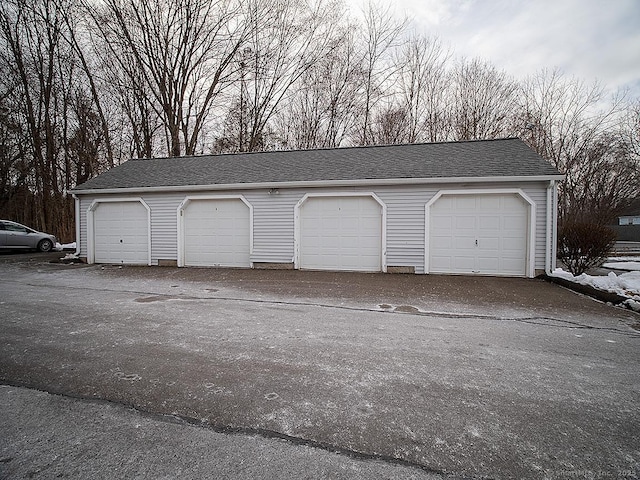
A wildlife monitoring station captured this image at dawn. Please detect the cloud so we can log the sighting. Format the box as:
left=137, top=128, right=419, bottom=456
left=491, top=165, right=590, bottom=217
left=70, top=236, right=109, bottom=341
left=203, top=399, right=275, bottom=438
left=391, top=0, right=640, bottom=95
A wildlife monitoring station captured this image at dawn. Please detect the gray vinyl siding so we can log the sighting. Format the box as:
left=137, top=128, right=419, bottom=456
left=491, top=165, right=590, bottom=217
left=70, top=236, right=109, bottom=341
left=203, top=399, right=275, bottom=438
left=75, top=181, right=552, bottom=274
left=245, top=190, right=297, bottom=263
left=380, top=188, right=435, bottom=272
left=145, top=194, right=182, bottom=262
left=526, top=185, right=549, bottom=272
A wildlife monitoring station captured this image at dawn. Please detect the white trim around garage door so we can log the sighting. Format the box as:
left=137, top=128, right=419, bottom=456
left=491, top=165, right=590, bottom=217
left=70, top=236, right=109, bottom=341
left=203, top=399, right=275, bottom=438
left=86, top=197, right=152, bottom=265
left=176, top=194, right=254, bottom=268
left=424, top=189, right=536, bottom=278
left=294, top=192, right=387, bottom=272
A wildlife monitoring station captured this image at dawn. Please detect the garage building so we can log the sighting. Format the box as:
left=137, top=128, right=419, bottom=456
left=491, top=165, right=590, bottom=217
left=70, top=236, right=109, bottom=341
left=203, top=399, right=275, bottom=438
left=70, top=138, right=563, bottom=277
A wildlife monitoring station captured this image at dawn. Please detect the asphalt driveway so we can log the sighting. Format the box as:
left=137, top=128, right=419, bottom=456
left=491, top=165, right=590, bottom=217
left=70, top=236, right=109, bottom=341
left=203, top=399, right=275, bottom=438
left=1, top=253, right=639, bottom=479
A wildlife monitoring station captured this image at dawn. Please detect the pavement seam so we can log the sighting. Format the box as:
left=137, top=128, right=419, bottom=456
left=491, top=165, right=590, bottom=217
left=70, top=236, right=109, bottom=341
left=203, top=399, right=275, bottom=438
left=0, top=382, right=488, bottom=480
left=5, top=279, right=640, bottom=338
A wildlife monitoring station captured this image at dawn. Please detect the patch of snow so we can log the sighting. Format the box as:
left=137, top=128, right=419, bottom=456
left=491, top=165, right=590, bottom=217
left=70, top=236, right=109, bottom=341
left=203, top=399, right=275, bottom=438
left=602, top=262, right=640, bottom=272
left=550, top=269, right=640, bottom=306
left=54, top=242, right=76, bottom=251
left=625, top=299, right=640, bottom=312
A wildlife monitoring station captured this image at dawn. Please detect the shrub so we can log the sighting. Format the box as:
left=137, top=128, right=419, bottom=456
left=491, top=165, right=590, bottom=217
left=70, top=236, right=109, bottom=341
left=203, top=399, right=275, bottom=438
left=558, top=222, right=616, bottom=275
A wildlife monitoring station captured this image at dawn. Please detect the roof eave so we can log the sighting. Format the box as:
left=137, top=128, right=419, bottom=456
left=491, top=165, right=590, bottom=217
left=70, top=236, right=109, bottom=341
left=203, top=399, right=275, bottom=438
left=69, top=174, right=565, bottom=195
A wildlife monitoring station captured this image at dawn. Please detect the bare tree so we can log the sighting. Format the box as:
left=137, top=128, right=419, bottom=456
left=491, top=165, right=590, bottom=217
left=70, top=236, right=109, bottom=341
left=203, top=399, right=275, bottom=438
left=273, top=22, right=363, bottom=150
left=620, top=98, right=640, bottom=160
left=516, top=69, right=630, bottom=223
left=449, top=58, right=518, bottom=141
left=66, top=90, right=105, bottom=185
left=233, top=0, right=341, bottom=152
left=392, top=34, right=451, bottom=143
left=0, top=0, right=117, bottom=240
left=354, top=1, right=405, bottom=145
left=0, top=0, right=75, bottom=238
left=103, top=46, right=162, bottom=160
left=369, top=104, right=410, bottom=144
left=0, top=81, right=31, bottom=222
left=60, top=0, right=114, bottom=168
left=90, top=0, right=248, bottom=157
left=566, top=132, right=640, bottom=224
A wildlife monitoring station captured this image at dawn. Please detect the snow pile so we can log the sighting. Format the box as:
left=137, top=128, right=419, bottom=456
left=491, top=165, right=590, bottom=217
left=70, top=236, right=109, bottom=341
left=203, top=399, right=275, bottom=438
left=55, top=242, right=77, bottom=251
left=602, top=261, right=640, bottom=272
left=57, top=251, right=83, bottom=264
left=550, top=268, right=640, bottom=312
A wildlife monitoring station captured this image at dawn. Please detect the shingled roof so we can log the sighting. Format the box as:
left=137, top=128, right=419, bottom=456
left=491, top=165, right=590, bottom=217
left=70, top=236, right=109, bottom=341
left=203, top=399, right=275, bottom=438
left=71, top=138, right=561, bottom=193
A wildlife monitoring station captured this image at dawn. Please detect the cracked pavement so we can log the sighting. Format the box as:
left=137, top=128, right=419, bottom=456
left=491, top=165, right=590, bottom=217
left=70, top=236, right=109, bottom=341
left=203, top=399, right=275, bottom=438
left=1, top=253, right=639, bottom=479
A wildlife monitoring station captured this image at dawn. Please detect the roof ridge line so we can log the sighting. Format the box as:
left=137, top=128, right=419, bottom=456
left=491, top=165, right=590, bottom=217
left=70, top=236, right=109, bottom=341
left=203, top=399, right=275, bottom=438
left=131, top=137, right=521, bottom=162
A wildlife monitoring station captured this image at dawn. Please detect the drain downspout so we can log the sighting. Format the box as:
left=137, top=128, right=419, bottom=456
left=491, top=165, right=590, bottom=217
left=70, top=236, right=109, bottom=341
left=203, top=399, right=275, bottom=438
left=552, top=180, right=559, bottom=272
left=545, top=181, right=553, bottom=274
left=72, top=194, right=81, bottom=257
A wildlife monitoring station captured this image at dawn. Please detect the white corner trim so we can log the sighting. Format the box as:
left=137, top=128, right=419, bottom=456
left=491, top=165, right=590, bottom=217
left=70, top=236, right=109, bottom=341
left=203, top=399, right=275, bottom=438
left=86, top=197, right=152, bottom=265
left=176, top=194, right=254, bottom=268
left=72, top=194, right=81, bottom=256
left=294, top=192, right=387, bottom=272
left=424, top=189, right=536, bottom=278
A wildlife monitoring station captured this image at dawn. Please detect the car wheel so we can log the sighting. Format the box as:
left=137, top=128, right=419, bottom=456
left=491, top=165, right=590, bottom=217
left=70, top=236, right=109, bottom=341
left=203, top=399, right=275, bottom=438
left=38, top=239, right=53, bottom=252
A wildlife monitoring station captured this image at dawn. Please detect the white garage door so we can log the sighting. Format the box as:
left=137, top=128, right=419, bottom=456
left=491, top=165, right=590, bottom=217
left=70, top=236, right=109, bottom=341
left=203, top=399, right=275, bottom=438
left=299, top=196, right=382, bottom=272
left=93, top=201, right=149, bottom=264
left=182, top=199, right=250, bottom=267
left=429, top=194, right=528, bottom=276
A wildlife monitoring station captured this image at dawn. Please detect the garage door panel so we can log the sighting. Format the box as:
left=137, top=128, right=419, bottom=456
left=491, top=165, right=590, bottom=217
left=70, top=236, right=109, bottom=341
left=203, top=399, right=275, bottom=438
left=93, top=202, right=149, bottom=265
left=431, top=236, right=452, bottom=249
left=322, top=239, right=340, bottom=250
left=431, top=216, right=453, bottom=230
left=455, top=216, right=476, bottom=228
left=504, top=215, right=527, bottom=230
left=479, top=196, right=501, bottom=209
left=478, top=215, right=500, bottom=230
left=431, top=256, right=452, bottom=270
left=456, top=196, right=477, bottom=209
left=502, top=236, right=524, bottom=250
left=479, top=236, right=500, bottom=248
left=183, top=199, right=250, bottom=267
left=429, top=193, right=528, bottom=276
left=321, top=218, right=337, bottom=229
left=453, top=256, right=476, bottom=271
left=453, top=236, right=475, bottom=249
left=355, top=237, right=380, bottom=250
left=436, top=196, right=454, bottom=209
left=477, top=257, right=500, bottom=272
left=299, top=196, right=382, bottom=272
left=502, top=257, right=526, bottom=272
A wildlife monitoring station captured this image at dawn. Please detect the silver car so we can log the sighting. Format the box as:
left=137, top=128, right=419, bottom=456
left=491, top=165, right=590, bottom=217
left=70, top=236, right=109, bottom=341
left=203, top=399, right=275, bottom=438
left=0, top=220, right=57, bottom=252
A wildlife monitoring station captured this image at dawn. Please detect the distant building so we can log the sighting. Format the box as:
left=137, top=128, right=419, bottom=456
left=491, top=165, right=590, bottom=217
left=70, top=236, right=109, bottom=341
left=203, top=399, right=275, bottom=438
left=613, top=199, right=640, bottom=242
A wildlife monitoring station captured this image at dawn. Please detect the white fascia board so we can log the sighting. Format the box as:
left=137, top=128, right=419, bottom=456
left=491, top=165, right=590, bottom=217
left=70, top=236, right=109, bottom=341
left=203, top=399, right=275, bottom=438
left=69, top=175, right=565, bottom=195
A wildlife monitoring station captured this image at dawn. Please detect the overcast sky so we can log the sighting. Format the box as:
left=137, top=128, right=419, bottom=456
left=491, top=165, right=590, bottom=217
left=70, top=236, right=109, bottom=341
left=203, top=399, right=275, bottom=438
left=353, top=0, right=640, bottom=97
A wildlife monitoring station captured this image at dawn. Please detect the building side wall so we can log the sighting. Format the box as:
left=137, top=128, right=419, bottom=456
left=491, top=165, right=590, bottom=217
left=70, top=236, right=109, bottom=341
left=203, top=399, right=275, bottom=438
left=76, top=181, right=551, bottom=274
